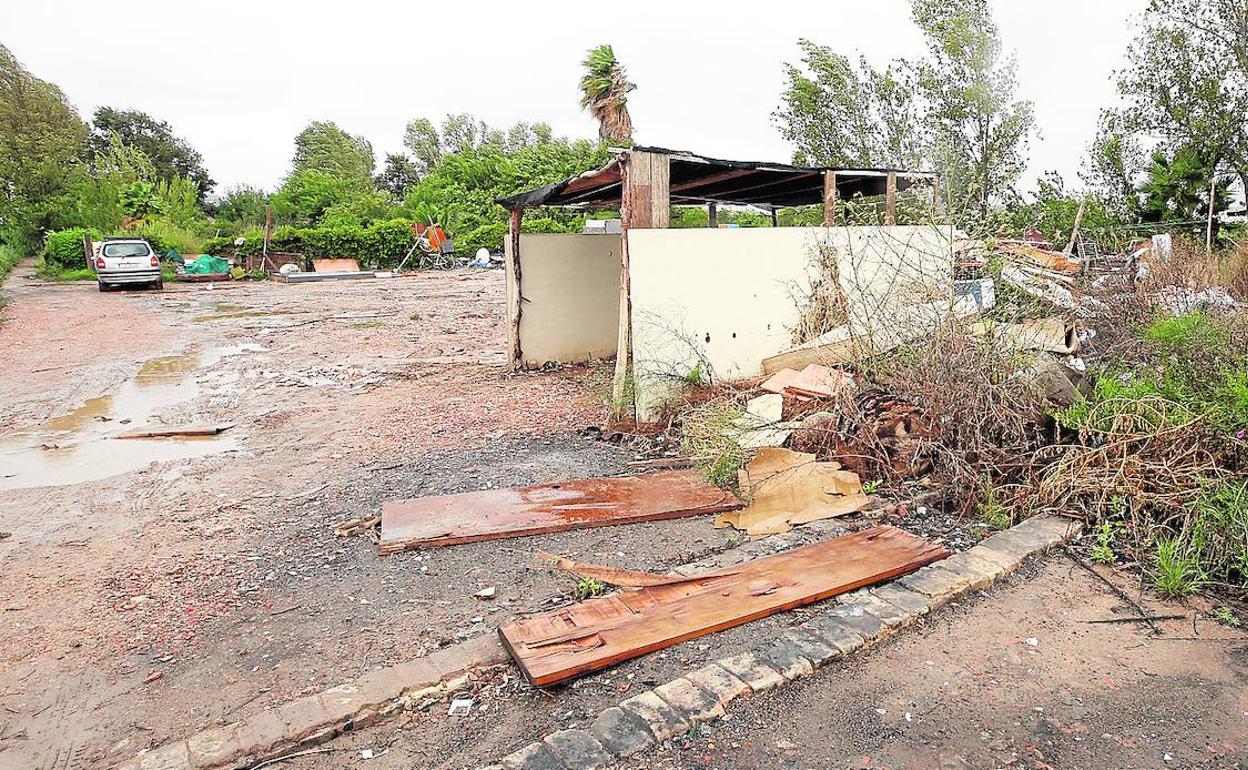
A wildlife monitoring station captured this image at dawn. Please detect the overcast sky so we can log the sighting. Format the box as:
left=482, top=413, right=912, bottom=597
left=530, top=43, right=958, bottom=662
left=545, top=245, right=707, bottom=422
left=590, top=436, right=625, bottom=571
left=1, top=0, right=1143, bottom=197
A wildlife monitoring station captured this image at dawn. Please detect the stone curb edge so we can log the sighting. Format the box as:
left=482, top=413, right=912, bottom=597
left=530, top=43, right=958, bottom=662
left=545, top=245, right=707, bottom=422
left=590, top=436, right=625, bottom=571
left=488, top=514, right=1083, bottom=770
left=115, top=634, right=508, bottom=770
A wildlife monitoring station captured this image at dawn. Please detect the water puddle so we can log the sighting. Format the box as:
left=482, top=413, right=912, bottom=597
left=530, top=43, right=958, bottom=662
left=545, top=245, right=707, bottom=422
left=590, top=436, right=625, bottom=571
left=192, top=303, right=285, bottom=323
left=0, top=346, right=261, bottom=490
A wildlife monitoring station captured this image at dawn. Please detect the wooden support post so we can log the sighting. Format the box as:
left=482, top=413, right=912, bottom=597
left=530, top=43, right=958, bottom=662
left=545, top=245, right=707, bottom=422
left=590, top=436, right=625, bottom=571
left=822, top=171, right=838, bottom=226
left=610, top=150, right=671, bottom=423
left=506, top=207, right=524, bottom=372
left=770, top=208, right=780, bottom=227
left=1064, top=198, right=1087, bottom=255
left=82, top=232, right=94, bottom=270
left=1206, top=174, right=1218, bottom=258
left=885, top=172, right=897, bottom=226
left=708, top=201, right=718, bottom=228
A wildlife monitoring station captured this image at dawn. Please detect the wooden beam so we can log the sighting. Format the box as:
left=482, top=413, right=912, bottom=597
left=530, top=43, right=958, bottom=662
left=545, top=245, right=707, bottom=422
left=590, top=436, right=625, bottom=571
left=770, top=208, right=780, bottom=227
left=611, top=159, right=635, bottom=422
left=506, top=208, right=523, bottom=371
left=823, top=171, right=838, bottom=226
left=625, top=150, right=670, bottom=229
left=707, top=201, right=718, bottom=228
left=885, top=171, right=897, bottom=226
left=668, top=167, right=756, bottom=194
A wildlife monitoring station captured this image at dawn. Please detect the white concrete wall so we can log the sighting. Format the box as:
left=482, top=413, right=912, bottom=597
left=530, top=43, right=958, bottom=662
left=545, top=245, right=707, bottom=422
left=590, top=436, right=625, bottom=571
left=627, top=226, right=954, bottom=418
left=515, top=234, right=621, bottom=366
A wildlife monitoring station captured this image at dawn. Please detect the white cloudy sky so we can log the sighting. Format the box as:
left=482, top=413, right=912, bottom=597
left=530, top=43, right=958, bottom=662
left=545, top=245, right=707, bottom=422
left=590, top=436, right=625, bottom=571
left=1, top=0, right=1143, bottom=196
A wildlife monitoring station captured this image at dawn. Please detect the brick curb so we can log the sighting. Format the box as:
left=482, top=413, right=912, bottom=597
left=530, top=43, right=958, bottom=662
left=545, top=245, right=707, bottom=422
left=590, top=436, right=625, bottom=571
left=115, top=634, right=507, bottom=770
left=490, top=514, right=1083, bottom=770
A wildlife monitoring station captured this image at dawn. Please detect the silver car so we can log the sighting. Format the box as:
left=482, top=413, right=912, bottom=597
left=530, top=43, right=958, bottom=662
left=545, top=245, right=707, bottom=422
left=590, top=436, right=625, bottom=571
left=95, top=239, right=163, bottom=291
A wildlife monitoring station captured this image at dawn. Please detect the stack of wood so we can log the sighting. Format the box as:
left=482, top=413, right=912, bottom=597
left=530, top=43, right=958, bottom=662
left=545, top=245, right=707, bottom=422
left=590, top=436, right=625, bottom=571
left=791, top=388, right=938, bottom=479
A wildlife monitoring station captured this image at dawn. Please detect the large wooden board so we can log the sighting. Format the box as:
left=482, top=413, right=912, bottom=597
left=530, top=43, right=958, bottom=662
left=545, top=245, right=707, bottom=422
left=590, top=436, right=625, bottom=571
left=379, top=469, right=741, bottom=554
left=499, top=525, right=947, bottom=686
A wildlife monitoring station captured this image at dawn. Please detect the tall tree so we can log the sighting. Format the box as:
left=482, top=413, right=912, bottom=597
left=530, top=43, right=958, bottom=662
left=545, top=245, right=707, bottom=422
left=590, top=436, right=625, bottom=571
left=1084, top=110, right=1146, bottom=220
left=88, top=107, right=214, bottom=200
left=776, top=40, right=925, bottom=167
left=0, top=42, right=89, bottom=248
left=377, top=153, right=420, bottom=200
left=773, top=1, right=1033, bottom=216
left=291, top=121, right=376, bottom=182
left=1109, top=0, right=1248, bottom=202
left=579, top=45, right=636, bottom=144
left=911, top=0, right=1034, bottom=214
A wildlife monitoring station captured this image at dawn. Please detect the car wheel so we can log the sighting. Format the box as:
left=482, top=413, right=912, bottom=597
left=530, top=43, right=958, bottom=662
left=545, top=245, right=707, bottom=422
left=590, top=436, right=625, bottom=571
left=97, top=281, right=108, bottom=292
left=154, top=279, right=164, bottom=290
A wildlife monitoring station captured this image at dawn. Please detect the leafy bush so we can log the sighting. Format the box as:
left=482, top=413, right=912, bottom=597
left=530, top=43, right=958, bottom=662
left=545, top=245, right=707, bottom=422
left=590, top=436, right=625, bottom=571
left=458, top=222, right=508, bottom=255
left=42, top=228, right=99, bottom=270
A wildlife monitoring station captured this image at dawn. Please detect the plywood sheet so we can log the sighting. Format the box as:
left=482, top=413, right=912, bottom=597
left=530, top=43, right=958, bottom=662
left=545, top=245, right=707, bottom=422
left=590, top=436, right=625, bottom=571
left=500, top=525, right=948, bottom=686
left=313, top=258, right=361, bottom=272
left=379, top=469, right=740, bottom=554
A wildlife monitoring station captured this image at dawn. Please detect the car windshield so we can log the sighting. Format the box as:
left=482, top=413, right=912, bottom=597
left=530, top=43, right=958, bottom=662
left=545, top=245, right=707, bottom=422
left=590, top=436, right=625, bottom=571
left=102, top=243, right=151, bottom=258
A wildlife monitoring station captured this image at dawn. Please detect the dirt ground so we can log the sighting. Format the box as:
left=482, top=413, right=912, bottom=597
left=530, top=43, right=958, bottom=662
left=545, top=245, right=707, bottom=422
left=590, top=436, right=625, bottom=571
left=0, top=262, right=1244, bottom=770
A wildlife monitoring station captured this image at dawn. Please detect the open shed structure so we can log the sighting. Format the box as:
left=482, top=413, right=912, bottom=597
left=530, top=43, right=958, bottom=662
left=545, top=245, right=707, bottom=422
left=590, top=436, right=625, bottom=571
left=498, top=147, right=949, bottom=421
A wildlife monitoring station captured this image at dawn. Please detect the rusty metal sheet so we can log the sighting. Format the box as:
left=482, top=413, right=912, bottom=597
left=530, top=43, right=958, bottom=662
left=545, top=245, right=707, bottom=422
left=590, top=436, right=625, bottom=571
left=378, top=469, right=741, bottom=554
left=499, top=525, right=948, bottom=686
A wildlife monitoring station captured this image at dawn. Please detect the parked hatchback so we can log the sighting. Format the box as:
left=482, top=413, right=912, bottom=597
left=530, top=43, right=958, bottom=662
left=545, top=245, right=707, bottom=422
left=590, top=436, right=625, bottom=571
left=95, top=238, right=162, bottom=291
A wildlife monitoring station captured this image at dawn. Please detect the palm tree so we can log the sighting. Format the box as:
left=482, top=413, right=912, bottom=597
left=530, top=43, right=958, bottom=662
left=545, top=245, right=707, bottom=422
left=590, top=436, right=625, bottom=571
left=579, top=45, right=636, bottom=144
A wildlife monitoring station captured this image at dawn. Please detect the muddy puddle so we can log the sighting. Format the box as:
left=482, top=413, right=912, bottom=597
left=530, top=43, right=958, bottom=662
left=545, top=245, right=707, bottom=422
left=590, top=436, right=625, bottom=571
left=192, top=303, right=286, bottom=323
left=0, top=345, right=263, bottom=490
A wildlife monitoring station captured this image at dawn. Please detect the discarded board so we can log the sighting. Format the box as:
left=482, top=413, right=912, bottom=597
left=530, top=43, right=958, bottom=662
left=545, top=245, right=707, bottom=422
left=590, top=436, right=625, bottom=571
left=312, top=258, right=362, bottom=273
left=276, top=271, right=377, bottom=284
left=760, top=364, right=854, bottom=399
left=540, top=553, right=713, bottom=588
left=500, top=525, right=948, bottom=686
left=378, top=469, right=741, bottom=554
left=114, top=423, right=233, bottom=439
left=972, top=316, right=1079, bottom=355
left=714, top=447, right=869, bottom=537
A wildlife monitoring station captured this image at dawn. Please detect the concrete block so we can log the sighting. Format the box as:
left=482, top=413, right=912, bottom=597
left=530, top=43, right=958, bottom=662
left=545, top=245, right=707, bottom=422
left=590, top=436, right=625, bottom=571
left=543, top=729, right=611, bottom=770
left=589, top=707, right=654, bottom=757
left=715, top=652, right=785, bottom=692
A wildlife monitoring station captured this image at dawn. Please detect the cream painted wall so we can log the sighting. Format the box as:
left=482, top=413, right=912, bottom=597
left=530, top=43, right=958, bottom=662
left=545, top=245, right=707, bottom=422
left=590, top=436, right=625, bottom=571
left=627, top=226, right=954, bottom=418
left=516, top=234, right=621, bottom=366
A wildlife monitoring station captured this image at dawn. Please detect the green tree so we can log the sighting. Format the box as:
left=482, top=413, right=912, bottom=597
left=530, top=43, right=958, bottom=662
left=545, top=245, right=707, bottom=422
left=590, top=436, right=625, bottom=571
left=119, top=180, right=163, bottom=225
left=213, top=185, right=268, bottom=229
left=776, top=40, right=925, bottom=167
left=1114, top=0, right=1248, bottom=191
left=1084, top=110, right=1145, bottom=220
left=911, top=0, right=1034, bottom=214
left=377, top=153, right=420, bottom=200
left=579, top=45, right=636, bottom=144
left=0, top=42, right=89, bottom=250
left=291, top=121, right=376, bottom=181
left=88, top=107, right=214, bottom=201
left=1139, top=146, right=1230, bottom=227
left=773, top=1, right=1033, bottom=217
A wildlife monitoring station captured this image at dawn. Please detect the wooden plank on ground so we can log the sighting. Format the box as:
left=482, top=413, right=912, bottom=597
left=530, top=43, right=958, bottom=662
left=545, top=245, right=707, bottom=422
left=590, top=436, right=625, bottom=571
left=499, top=525, right=948, bottom=686
left=378, top=469, right=740, bottom=554
left=114, top=423, right=233, bottom=439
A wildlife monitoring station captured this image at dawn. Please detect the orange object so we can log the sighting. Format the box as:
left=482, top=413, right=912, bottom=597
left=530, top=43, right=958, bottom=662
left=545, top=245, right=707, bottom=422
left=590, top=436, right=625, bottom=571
left=426, top=225, right=447, bottom=251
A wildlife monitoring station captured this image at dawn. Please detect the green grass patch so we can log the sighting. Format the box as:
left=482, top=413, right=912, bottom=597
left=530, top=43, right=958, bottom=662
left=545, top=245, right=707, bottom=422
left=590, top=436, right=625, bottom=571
left=36, top=260, right=97, bottom=282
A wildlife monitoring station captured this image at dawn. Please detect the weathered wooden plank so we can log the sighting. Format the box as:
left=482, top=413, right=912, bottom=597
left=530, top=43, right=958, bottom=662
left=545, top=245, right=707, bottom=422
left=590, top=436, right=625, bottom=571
left=500, top=525, right=948, bottom=686
left=885, top=171, right=897, bottom=226
left=378, top=469, right=740, bottom=554
left=506, top=208, right=523, bottom=371
left=823, top=171, right=838, bottom=226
